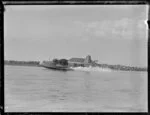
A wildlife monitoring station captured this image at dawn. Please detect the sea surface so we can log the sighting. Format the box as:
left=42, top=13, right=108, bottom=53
left=5, top=65, right=147, bottom=112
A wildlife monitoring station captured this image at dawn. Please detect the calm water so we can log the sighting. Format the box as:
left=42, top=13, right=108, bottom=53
left=5, top=65, right=147, bottom=112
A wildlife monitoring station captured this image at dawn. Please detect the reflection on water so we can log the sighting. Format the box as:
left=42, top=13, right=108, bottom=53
left=5, top=65, right=147, bottom=112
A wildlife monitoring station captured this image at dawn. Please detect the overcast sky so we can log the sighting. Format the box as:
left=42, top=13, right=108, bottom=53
left=4, top=5, right=148, bottom=67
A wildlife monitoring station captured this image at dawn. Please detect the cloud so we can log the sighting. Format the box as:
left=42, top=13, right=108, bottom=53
left=75, top=18, right=147, bottom=40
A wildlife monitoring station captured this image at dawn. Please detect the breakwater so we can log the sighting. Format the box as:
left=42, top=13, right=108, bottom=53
left=97, top=64, right=147, bottom=72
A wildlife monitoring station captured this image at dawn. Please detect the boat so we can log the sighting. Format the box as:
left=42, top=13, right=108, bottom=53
left=40, top=61, right=73, bottom=71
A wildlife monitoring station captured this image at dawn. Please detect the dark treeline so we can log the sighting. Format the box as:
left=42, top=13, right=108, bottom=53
left=5, top=60, right=40, bottom=66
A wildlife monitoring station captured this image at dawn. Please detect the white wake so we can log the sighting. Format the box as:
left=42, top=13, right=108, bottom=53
left=70, top=66, right=112, bottom=72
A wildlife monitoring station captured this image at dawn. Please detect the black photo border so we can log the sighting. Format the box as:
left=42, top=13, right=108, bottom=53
left=0, top=0, right=149, bottom=115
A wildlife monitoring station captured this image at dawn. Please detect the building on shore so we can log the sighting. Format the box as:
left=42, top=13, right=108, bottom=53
left=68, top=55, right=94, bottom=67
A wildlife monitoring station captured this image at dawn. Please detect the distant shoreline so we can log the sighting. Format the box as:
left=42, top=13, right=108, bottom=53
left=5, top=63, right=40, bottom=67
left=4, top=60, right=147, bottom=72
left=4, top=60, right=40, bottom=67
